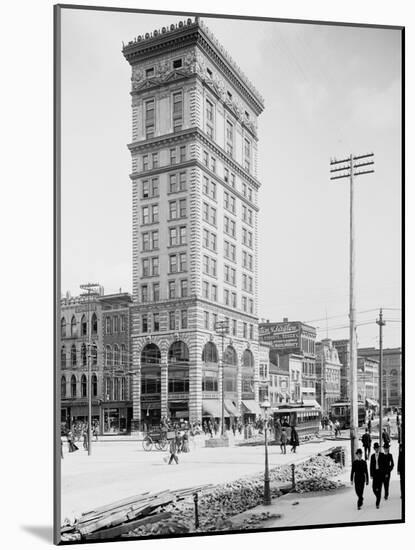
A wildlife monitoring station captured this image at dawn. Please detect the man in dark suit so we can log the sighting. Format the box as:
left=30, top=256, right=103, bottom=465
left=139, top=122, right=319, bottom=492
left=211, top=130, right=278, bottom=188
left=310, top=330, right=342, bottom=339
left=351, top=448, right=369, bottom=509
left=370, top=442, right=384, bottom=508
left=397, top=443, right=403, bottom=499
left=382, top=443, right=394, bottom=500
left=361, top=429, right=372, bottom=461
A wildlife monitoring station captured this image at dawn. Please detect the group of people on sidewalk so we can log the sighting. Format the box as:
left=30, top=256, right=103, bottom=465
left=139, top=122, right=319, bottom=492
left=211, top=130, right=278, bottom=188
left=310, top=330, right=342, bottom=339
left=350, top=440, right=403, bottom=510
left=278, top=426, right=299, bottom=454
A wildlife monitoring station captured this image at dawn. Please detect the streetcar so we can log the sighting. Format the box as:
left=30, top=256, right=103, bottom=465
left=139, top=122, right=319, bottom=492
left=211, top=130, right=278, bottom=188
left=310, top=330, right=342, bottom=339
left=329, top=401, right=366, bottom=430
left=272, top=403, right=321, bottom=438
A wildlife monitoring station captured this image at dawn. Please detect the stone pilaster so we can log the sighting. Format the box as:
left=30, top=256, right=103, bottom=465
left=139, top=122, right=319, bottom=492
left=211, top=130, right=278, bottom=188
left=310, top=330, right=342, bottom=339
left=189, top=339, right=202, bottom=423
left=131, top=340, right=141, bottom=432
left=160, top=361, right=168, bottom=418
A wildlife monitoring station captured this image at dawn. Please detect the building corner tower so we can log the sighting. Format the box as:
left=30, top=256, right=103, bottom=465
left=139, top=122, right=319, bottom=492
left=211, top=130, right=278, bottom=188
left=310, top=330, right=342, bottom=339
left=122, top=17, right=264, bottom=430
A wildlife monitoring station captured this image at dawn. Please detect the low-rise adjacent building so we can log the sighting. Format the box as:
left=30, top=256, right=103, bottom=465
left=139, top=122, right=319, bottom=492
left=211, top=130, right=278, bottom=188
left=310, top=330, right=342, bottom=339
left=357, top=356, right=379, bottom=409
left=315, top=339, right=342, bottom=414
left=358, top=347, right=401, bottom=409
left=333, top=339, right=350, bottom=400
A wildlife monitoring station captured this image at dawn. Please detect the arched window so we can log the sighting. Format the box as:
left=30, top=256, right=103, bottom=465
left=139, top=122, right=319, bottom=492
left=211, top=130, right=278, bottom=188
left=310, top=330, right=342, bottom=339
left=71, top=344, right=77, bottom=366
left=201, top=342, right=218, bottom=363
left=114, top=377, right=120, bottom=400
left=121, top=315, right=127, bottom=332
left=71, top=315, right=77, bottom=337
left=61, top=375, right=66, bottom=397
left=121, top=344, right=127, bottom=365
left=61, top=345, right=66, bottom=368
left=81, top=374, right=87, bottom=397
left=141, top=343, right=161, bottom=366
left=81, top=315, right=87, bottom=336
left=242, top=349, right=254, bottom=368
left=105, top=316, right=111, bottom=334
left=71, top=375, right=77, bottom=397
left=81, top=343, right=87, bottom=366
left=61, top=317, right=66, bottom=338
left=168, top=341, right=189, bottom=363
left=105, top=345, right=112, bottom=367
left=224, top=345, right=238, bottom=366
left=92, top=342, right=97, bottom=366
left=113, top=345, right=120, bottom=366
left=92, top=374, right=98, bottom=397
left=91, top=313, right=98, bottom=335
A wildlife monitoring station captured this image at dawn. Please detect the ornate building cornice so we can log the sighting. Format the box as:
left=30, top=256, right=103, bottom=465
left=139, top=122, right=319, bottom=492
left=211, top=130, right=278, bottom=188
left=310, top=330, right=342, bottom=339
left=122, top=18, right=264, bottom=116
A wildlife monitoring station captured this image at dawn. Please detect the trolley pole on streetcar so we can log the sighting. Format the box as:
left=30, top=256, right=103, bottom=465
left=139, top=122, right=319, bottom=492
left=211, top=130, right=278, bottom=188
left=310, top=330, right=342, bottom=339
left=80, top=283, right=100, bottom=456
left=215, top=320, right=229, bottom=437
left=330, top=153, right=374, bottom=460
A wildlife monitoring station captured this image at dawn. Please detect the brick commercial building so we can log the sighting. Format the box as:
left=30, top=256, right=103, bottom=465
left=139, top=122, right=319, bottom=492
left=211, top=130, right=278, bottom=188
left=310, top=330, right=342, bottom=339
left=60, top=291, right=133, bottom=433
left=315, top=338, right=342, bottom=414
left=122, top=18, right=265, bottom=429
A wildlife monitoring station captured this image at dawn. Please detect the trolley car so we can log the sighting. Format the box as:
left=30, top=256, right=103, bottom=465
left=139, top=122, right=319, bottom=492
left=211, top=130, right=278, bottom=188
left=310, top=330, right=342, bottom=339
left=273, top=404, right=321, bottom=438
left=329, top=401, right=366, bottom=430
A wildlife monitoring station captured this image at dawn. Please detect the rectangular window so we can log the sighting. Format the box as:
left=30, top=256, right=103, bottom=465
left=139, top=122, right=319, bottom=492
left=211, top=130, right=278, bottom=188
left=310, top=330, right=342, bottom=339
left=179, top=253, right=187, bottom=272
left=168, top=280, right=176, bottom=299
left=210, top=232, right=216, bottom=251
left=203, top=228, right=209, bottom=248
left=153, top=283, right=160, bottom=301
left=232, top=319, right=237, bottom=336
left=179, top=226, right=187, bottom=245
left=169, top=174, right=177, bottom=193
left=142, top=232, right=150, bottom=251
left=249, top=324, right=254, bottom=340
left=226, top=120, right=234, bottom=157
left=179, top=172, right=186, bottom=191
left=173, top=58, right=182, bottom=69
left=206, top=99, right=214, bottom=139
left=211, top=284, right=217, bottom=302
left=145, top=99, right=155, bottom=138
left=151, top=231, right=158, bottom=250
left=230, top=173, right=235, bottom=187
left=180, top=145, right=186, bottom=162
left=203, top=202, right=209, bottom=222
left=211, top=157, right=216, bottom=173
left=151, top=257, right=159, bottom=276
left=181, top=309, right=187, bottom=329
left=169, top=227, right=178, bottom=246
left=151, top=204, right=159, bottom=223
left=169, top=201, right=177, bottom=220
left=210, top=206, right=216, bottom=226
left=172, top=91, right=183, bottom=132
left=203, top=176, right=209, bottom=195
left=151, top=177, right=159, bottom=197
left=142, top=258, right=150, bottom=277
left=203, top=255, right=209, bottom=275
left=142, top=180, right=149, bottom=198
left=204, top=311, right=210, bottom=329
left=231, top=292, right=237, bottom=308
left=212, top=313, right=218, bottom=330
left=142, top=206, right=149, bottom=224
left=211, top=258, right=217, bottom=277
left=224, top=168, right=229, bottom=183
left=180, top=279, right=188, bottom=298
left=179, top=199, right=187, bottom=218
left=170, top=148, right=177, bottom=164
left=242, top=296, right=247, bottom=312
left=243, top=322, right=247, bottom=338
left=169, top=311, right=176, bottom=330
left=152, top=152, right=158, bottom=168
left=210, top=181, right=216, bottom=200
left=244, top=138, right=251, bottom=172
left=141, top=285, right=148, bottom=302
left=169, top=255, right=178, bottom=273
left=203, top=280, right=209, bottom=298
left=224, top=289, right=229, bottom=305
left=143, top=155, right=149, bottom=171
left=145, top=67, right=154, bottom=77
left=153, top=313, right=160, bottom=332
left=142, top=314, right=148, bottom=333
left=203, top=150, right=209, bottom=166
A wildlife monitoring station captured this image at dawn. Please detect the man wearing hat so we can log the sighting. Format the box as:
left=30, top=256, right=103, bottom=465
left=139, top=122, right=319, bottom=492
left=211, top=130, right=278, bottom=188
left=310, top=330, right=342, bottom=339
left=382, top=442, right=394, bottom=500
left=370, top=442, right=385, bottom=508
left=350, top=448, right=369, bottom=509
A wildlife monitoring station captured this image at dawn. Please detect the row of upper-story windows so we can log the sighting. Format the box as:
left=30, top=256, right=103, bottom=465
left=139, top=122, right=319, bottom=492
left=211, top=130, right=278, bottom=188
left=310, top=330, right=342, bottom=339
left=61, top=343, right=98, bottom=368
left=141, top=171, right=187, bottom=200
left=144, top=90, right=183, bottom=139
left=61, top=374, right=98, bottom=398
left=61, top=313, right=128, bottom=338
left=138, top=309, right=188, bottom=333
left=140, top=278, right=188, bottom=302
left=105, top=344, right=129, bottom=366
left=201, top=280, right=254, bottom=313
left=141, top=145, right=187, bottom=173
left=203, top=311, right=255, bottom=340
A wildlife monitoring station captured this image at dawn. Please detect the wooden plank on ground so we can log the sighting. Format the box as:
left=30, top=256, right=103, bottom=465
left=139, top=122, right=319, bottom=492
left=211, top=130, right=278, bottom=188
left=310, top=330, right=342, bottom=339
left=83, top=512, right=172, bottom=541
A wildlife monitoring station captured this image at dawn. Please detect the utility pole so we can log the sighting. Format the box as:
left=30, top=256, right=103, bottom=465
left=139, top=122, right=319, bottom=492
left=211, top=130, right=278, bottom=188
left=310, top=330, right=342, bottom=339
left=215, top=320, right=229, bottom=437
left=80, top=283, right=100, bottom=455
left=330, top=153, right=374, bottom=460
left=377, top=308, right=385, bottom=443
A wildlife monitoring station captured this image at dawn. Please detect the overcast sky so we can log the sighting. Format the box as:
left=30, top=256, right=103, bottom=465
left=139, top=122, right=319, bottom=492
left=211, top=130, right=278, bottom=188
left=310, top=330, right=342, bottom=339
left=60, top=8, right=402, bottom=348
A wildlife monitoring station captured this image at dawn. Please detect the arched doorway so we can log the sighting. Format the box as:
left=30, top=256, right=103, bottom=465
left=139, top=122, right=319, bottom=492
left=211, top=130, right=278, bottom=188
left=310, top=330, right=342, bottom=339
left=168, top=341, right=189, bottom=421
left=140, top=343, right=161, bottom=429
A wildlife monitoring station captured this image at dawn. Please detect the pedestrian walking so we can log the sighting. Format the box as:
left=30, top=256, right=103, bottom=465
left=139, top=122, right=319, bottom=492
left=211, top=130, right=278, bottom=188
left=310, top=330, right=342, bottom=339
left=67, top=430, right=79, bottom=453
left=370, top=442, right=384, bottom=509
left=361, top=428, right=372, bottom=461
left=367, top=418, right=372, bottom=434
left=385, top=418, right=391, bottom=437
left=182, top=430, right=190, bottom=453
left=82, top=429, right=89, bottom=451
left=290, top=427, right=299, bottom=453
left=382, top=428, right=391, bottom=448
left=382, top=443, right=394, bottom=500
left=93, top=425, right=98, bottom=441
left=350, top=448, right=369, bottom=510
left=397, top=443, right=403, bottom=499
left=168, top=434, right=179, bottom=465
left=280, top=428, right=287, bottom=454
left=274, top=418, right=281, bottom=444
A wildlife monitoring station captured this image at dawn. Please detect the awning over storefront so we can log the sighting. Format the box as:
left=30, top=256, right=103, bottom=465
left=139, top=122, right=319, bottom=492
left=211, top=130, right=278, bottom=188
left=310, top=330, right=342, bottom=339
left=202, top=399, right=222, bottom=418
left=302, top=399, right=321, bottom=409
left=224, top=399, right=239, bottom=417
left=241, top=400, right=262, bottom=416
left=366, top=398, right=378, bottom=407
left=141, top=402, right=161, bottom=411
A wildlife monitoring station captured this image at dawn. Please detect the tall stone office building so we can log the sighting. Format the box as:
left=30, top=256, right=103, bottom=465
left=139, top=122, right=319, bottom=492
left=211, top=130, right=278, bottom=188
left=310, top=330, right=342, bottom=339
left=122, top=18, right=264, bottom=429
